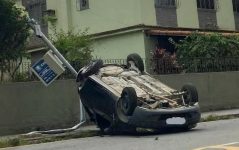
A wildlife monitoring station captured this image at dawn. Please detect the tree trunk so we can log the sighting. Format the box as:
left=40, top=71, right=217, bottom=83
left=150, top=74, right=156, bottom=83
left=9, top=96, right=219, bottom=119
left=10, top=57, right=23, bottom=80
left=0, top=60, right=4, bottom=82
left=0, top=69, right=3, bottom=82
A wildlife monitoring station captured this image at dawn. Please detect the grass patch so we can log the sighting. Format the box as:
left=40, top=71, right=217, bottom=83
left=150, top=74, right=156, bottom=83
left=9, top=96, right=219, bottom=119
left=0, top=130, right=100, bottom=148
left=201, top=114, right=239, bottom=122
left=0, top=138, right=22, bottom=148
left=1, top=114, right=239, bottom=149
left=23, top=130, right=100, bottom=145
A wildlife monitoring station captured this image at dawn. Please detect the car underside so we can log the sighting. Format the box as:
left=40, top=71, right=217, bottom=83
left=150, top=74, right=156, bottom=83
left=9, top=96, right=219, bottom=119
left=77, top=53, right=201, bottom=133
left=100, top=65, right=188, bottom=109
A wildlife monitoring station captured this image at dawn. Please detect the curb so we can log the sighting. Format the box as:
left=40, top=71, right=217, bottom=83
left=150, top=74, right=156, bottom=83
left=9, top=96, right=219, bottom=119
left=1, top=109, right=239, bottom=149
left=201, top=109, right=239, bottom=119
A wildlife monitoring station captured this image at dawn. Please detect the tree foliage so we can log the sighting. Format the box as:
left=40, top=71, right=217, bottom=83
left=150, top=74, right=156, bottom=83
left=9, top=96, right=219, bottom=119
left=174, top=32, right=239, bottom=61
left=0, top=0, right=30, bottom=81
left=50, top=29, right=93, bottom=68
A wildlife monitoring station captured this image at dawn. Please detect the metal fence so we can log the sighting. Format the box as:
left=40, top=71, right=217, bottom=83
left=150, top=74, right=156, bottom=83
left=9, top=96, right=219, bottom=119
left=2, top=57, right=239, bottom=82
left=180, top=57, right=239, bottom=73
left=151, top=57, right=239, bottom=74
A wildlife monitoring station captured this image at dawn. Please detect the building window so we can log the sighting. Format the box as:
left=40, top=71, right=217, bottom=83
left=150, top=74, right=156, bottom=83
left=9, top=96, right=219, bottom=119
left=155, top=0, right=177, bottom=8
left=197, top=0, right=215, bottom=9
left=22, top=0, right=47, bottom=26
left=79, top=0, right=89, bottom=10
left=233, top=0, right=239, bottom=13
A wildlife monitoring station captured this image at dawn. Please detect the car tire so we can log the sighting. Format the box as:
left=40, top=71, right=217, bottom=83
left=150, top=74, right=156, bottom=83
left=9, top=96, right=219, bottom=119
left=120, top=87, right=137, bottom=116
left=181, top=84, right=198, bottom=105
left=127, top=53, right=144, bottom=72
left=76, top=59, right=103, bottom=82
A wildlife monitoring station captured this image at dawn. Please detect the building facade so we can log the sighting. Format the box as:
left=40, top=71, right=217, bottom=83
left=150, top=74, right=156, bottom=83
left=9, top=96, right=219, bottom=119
left=22, top=0, right=48, bottom=63
left=21, top=0, right=239, bottom=69
left=47, top=0, right=239, bottom=33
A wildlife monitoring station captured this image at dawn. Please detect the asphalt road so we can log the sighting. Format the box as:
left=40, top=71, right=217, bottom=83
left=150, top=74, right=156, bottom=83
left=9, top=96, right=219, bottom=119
left=3, top=118, right=239, bottom=150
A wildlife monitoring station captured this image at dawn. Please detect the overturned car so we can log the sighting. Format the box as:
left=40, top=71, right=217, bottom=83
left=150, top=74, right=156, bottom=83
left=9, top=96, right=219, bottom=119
left=77, top=53, right=201, bottom=133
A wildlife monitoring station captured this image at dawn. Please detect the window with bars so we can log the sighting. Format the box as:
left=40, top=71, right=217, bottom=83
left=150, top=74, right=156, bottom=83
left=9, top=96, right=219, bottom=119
left=155, top=0, right=177, bottom=8
left=233, top=0, right=239, bottom=13
left=22, top=0, right=46, bottom=24
left=197, top=0, right=215, bottom=9
left=79, top=0, right=89, bottom=10
left=22, top=0, right=47, bottom=47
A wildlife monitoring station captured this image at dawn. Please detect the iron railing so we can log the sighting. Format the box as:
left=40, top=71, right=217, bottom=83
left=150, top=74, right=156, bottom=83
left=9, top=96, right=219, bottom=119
left=151, top=57, right=239, bottom=74
left=1, top=57, right=239, bottom=82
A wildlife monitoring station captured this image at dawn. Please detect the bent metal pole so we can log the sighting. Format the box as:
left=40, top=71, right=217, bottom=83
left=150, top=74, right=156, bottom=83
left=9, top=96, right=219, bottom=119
left=28, top=18, right=77, bottom=77
left=26, top=18, right=85, bottom=134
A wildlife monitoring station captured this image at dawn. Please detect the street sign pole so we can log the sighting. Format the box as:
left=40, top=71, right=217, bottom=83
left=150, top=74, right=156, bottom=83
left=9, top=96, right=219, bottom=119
left=29, top=19, right=78, bottom=77
left=40, top=33, right=78, bottom=77
left=27, top=18, right=85, bottom=134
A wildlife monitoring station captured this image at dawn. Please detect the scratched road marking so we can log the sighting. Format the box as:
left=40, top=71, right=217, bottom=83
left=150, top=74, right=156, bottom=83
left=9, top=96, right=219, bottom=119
left=194, top=142, right=239, bottom=150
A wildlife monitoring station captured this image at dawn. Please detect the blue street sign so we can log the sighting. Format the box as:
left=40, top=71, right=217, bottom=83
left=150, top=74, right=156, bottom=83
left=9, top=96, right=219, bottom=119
left=31, top=59, right=58, bottom=86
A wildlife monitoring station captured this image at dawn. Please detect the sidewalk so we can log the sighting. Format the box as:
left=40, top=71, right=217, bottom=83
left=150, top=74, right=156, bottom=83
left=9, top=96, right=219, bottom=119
left=201, top=108, right=239, bottom=118
left=79, top=108, right=239, bottom=131
left=26, top=108, right=239, bottom=134
left=1, top=108, right=239, bottom=148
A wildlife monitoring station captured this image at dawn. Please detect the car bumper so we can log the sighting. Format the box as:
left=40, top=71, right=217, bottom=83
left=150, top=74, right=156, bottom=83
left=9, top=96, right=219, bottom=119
left=127, top=104, right=201, bottom=129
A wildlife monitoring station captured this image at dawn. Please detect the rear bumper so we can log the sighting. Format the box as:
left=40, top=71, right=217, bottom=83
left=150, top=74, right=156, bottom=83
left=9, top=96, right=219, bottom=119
left=128, top=104, right=201, bottom=129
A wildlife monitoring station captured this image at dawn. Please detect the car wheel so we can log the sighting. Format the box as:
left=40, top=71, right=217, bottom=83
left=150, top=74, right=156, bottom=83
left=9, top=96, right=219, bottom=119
left=76, top=59, right=103, bottom=82
left=120, top=87, right=137, bottom=116
left=127, top=53, right=144, bottom=72
left=181, top=84, right=198, bottom=105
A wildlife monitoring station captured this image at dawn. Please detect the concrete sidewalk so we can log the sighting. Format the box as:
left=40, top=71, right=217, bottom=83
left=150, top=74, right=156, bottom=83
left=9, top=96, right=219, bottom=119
left=44, top=108, right=239, bottom=132
left=79, top=108, right=239, bottom=131
left=80, top=108, right=239, bottom=131
left=1, top=108, right=239, bottom=142
left=201, top=108, right=239, bottom=118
